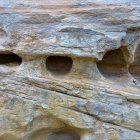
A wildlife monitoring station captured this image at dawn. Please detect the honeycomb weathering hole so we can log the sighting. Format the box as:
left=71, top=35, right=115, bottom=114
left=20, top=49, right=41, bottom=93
left=97, top=48, right=127, bottom=80
left=46, top=56, right=73, bottom=75
left=0, top=53, right=22, bottom=66
left=48, top=130, right=80, bottom=140
left=129, top=45, right=140, bottom=81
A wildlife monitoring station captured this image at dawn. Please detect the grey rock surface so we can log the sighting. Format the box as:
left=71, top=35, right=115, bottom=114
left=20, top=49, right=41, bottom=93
left=0, top=0, right=140, bottom=140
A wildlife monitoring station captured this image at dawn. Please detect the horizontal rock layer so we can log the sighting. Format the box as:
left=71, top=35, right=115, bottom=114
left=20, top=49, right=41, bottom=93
left=0, top=0, right=140, bottom=140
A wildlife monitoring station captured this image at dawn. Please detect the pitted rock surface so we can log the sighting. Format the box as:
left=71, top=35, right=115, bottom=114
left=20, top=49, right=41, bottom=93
left=0, top=0, right=140, bottom=140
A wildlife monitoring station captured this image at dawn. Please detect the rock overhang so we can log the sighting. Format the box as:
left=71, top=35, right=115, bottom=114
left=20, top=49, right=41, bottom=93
left=0, top=0, right=140, bottom=140
left=0, top=0, right=139, bottom=60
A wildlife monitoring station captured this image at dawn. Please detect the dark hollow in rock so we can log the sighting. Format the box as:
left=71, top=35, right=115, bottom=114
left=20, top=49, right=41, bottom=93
left=0, top=53, right=22, bottom=66
left=97, top=48, right=127, bottom=80
left=129, top=45, right=140, bottom=81
left=48, top=130, right=80, bottom=140
left=46, top=56, right=73, bottom=75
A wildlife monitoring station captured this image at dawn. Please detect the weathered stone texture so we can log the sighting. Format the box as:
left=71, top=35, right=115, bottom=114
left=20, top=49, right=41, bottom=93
left=0, top=0, right=140, bottom=140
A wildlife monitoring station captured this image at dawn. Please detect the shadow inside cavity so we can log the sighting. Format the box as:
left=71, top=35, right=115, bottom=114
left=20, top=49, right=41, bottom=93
left=0, top=53, right=22, bottom=66
left=97, top=48, right=128, bottom=82
left=46, top=56, right=73, bottom=76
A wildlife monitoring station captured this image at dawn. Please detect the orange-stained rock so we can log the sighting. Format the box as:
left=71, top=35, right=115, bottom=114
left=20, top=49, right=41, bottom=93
left=0, top=0, right=140, bottom=140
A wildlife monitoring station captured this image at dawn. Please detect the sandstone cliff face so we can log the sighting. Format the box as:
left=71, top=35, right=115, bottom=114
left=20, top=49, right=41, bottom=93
left=0, top=0, right=140, bottom=140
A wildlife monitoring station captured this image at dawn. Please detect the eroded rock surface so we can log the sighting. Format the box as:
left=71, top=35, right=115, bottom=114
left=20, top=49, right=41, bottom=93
left=0, top=0, right=140, bottom=140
